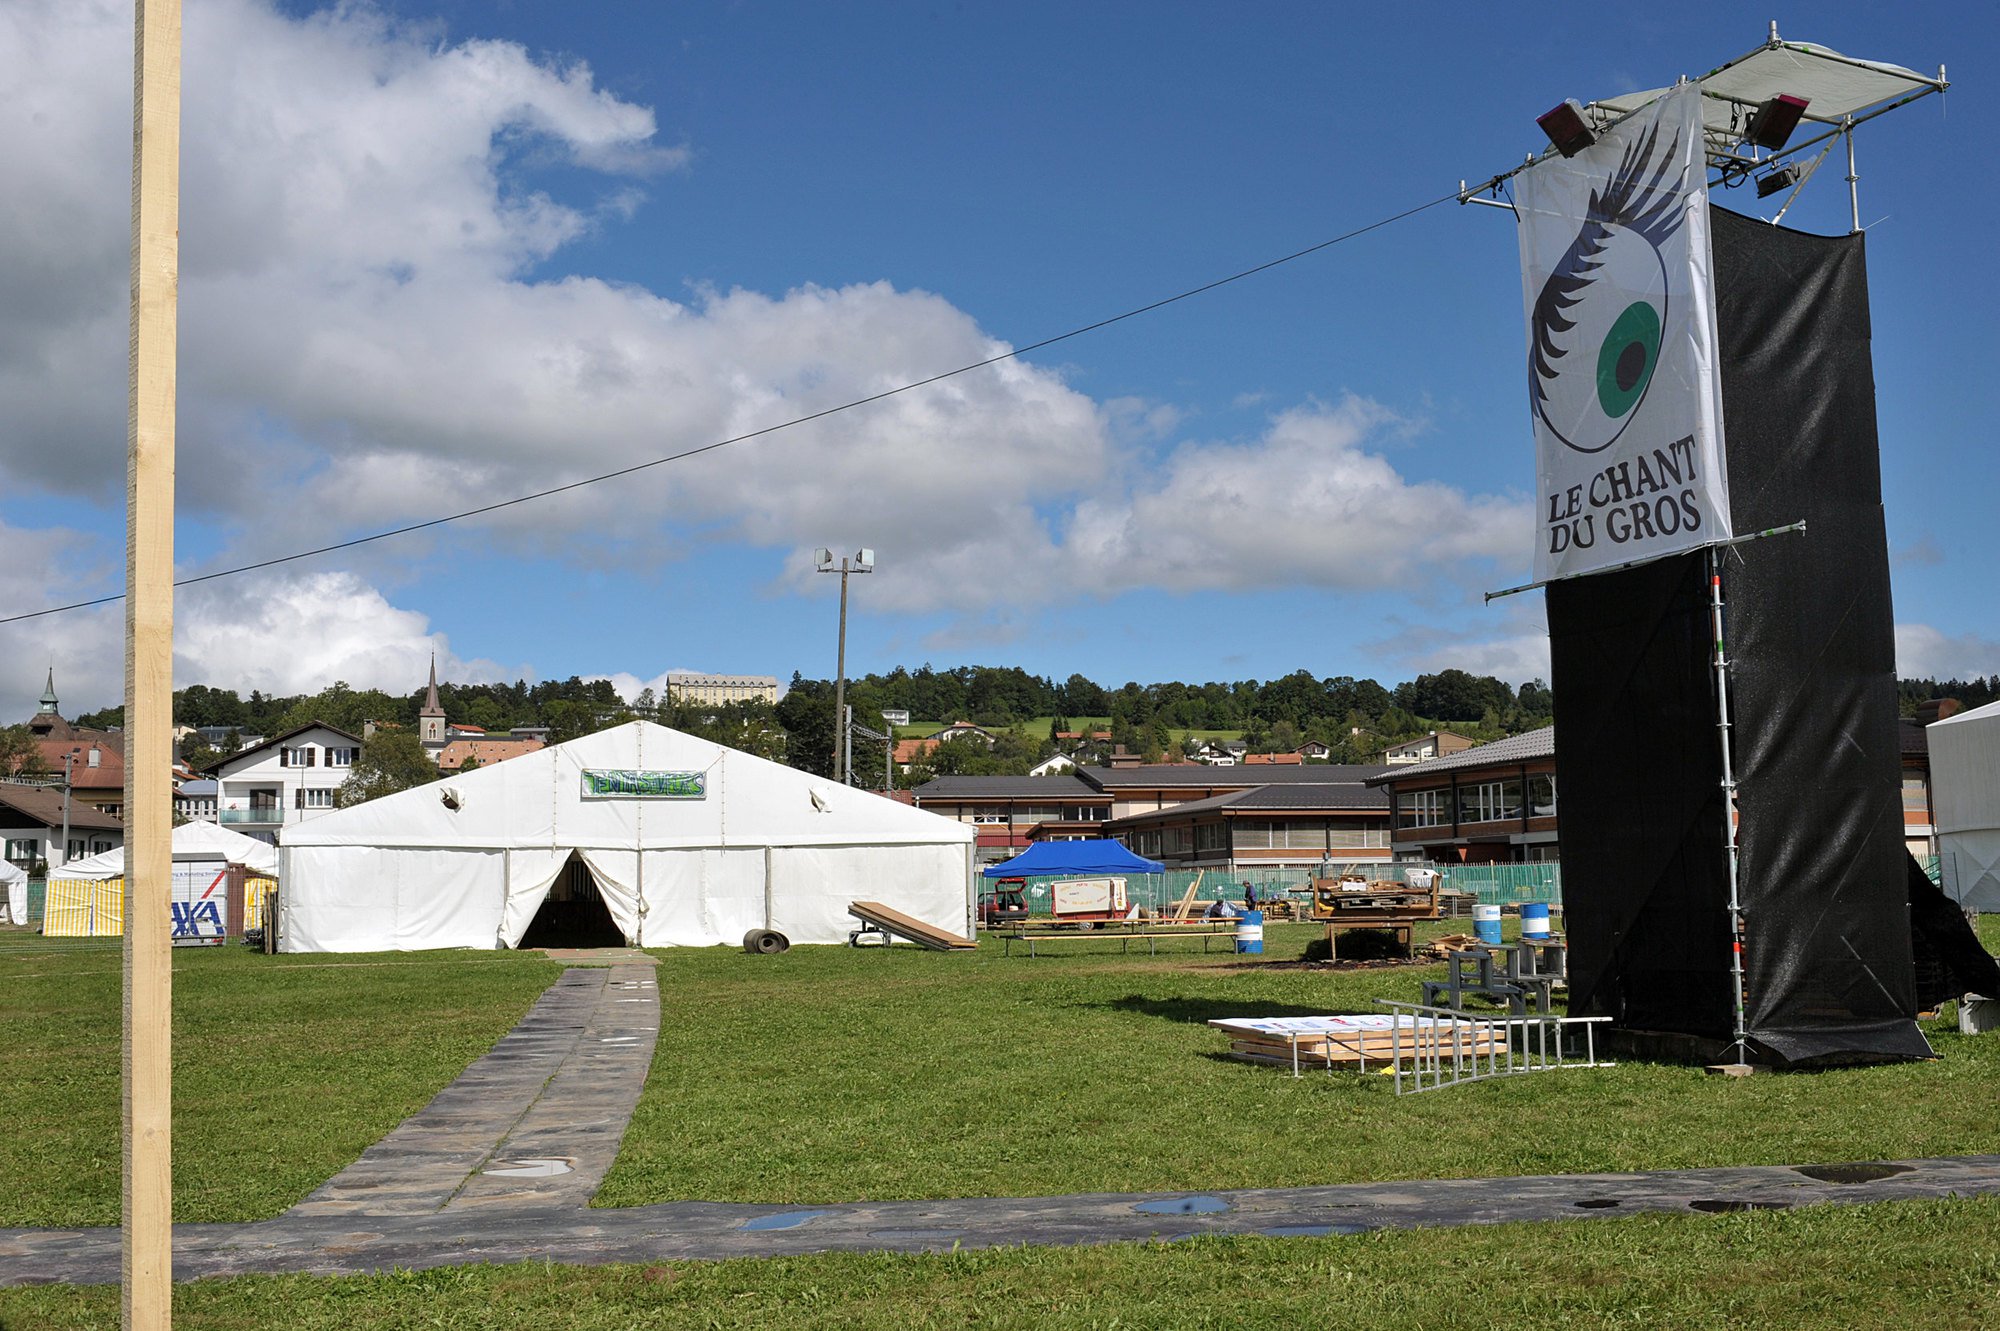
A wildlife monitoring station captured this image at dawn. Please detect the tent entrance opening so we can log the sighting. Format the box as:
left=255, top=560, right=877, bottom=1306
left=519, top=853, right=624, bottom=949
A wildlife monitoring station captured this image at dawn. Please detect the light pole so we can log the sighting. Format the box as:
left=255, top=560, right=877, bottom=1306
left=814, top=548, right=873, bottom=783
left=59, top=751, right=74, bottom=871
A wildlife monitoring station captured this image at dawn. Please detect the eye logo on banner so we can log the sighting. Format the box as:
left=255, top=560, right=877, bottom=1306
left=1516, top=83, right=1731, bottom=583
left=1528, top=120, right=1685, bottom=454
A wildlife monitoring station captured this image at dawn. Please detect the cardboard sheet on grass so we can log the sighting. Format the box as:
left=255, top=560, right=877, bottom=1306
left=277, top=721, right=976, bottom=952
left=1211, top=1015, right=1504, bottom=1066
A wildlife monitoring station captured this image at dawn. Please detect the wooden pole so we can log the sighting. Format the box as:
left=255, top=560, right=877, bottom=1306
left=125, top=1, right=180, bottom=1326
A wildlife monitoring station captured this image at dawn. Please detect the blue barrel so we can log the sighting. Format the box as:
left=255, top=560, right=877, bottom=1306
left=1234, top=909, right=1264, bottom=955
left=1473, top=903, right=1502, bottom=945
left=1521, top=903, right=1552, bottom=938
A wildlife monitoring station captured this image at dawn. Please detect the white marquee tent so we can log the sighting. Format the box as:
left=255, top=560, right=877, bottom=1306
left=1932, top=699, right=2000, bottom=913
left=56, top=819, right=281, bottom=879
left=277, top=721, right=977, bottom=952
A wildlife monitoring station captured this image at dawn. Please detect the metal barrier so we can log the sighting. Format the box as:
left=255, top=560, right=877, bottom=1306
left=1381, top=1000, right=1611, bottom=1095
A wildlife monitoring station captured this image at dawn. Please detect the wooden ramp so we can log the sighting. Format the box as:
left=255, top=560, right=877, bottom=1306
left=848, top=901, right=977, bottom=951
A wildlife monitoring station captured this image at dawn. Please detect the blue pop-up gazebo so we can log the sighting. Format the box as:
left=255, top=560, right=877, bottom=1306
left=980, top=840, right=1165, bottom=878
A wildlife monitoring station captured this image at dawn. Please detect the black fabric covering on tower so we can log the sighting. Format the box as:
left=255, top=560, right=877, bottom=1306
left=1547, top=210, right=1928, bottom=1064
left=1712, top=208, right=1927, bottom=1064
left=1908, top=852, right=2000, bottom=1007
left=1547, top=556, right=1733, bottom=1036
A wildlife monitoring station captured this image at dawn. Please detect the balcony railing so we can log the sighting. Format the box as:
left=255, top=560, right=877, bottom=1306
left=218, top=808, right=282, bottom=826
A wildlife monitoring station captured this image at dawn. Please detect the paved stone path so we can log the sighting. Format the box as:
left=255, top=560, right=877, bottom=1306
left=4, top=964, right=1998, bottom=1286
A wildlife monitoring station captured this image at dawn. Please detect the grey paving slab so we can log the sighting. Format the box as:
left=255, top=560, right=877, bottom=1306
left=3, top=1155, right=1998, bottom=1285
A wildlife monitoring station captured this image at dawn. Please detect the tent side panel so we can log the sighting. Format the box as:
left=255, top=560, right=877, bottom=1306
left=1933, top=711, right=2000, bottom=837
left=769, top=844, right=968, bottom=946
left=577, top=848, right=642, bottom=944
left=284, top=846, right=506, bottom=952
left=499, top=847, right=572, bottom=948
left=1940, top=829, right=2000, bottom=913
left=638, top=848, right=766, bottom=948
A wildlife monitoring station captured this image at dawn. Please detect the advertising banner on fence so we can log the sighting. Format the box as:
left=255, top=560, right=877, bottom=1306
left=1516, top=82, right=1730, bottom=583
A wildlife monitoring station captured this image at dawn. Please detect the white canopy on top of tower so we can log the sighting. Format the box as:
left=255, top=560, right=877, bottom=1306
left=1587, top=38, right=1944, bottom=162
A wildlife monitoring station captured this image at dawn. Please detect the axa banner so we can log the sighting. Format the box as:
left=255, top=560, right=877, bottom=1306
left=1516, top=82, right=1729, bottom=582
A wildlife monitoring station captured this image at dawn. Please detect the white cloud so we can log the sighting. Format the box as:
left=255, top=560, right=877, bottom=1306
left=1895, top=623, right=2000, bottom=682
left=0, top=2, right=1537, bottom=688
left=1363, top=611, right=1553, bottom=689
left=173, top=571, right=517, bottom=700
left=1059, top=398, right=1529, bottom=597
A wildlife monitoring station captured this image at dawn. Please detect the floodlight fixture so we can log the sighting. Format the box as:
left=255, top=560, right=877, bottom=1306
left=1755, top=163, right=1803, bottom=198
left=1537, top=99, right=1596, bottom=158
left=814, top=548, right=834, bottom=571
left=856, top=548, right=875, bottom=571
left=1746, top=93, right=1810, bottom=151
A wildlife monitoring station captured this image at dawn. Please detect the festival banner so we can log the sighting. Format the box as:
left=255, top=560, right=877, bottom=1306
left=1516, top=82, right=1730, bottom=582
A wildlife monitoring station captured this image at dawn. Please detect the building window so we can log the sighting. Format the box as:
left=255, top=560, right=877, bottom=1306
left=1330, top=825, right=1390, bottom=849
left=91, top=839, right=112, bottom=854
left=327, top=747, right=354, bottom=768
left=1400, top=789, right=1448, bottom=829
left=1195, top=823, right=1228, bottom=852
left=295, top=788, right=335, bottom=810
left=1458, top=780, right=1523, bottom=825
left=1528, top=774, right=1557, bottom=819
left=1902, top=775, right=1929, bottom=815
left=1163, top=827, right=1191, bottom=855
left=67, top=839, right=86, bottom=860
left=5, top=839, right=36, bottom=863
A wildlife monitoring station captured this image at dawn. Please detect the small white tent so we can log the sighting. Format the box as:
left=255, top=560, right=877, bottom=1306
left=277, top=721, right=977, bottom=952
left=1, top=859, right=26, bottom=926
left=56, top=820, right=281, bottom=880
left=1932, top=699, right=2000, bottom=912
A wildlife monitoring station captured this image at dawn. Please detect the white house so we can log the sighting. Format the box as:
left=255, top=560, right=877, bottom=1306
left=0, top=784, right=123, bottom=872
left=204, top=724, right=362, bottom=845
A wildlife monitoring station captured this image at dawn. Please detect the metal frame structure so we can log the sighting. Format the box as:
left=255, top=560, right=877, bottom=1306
left=1457, top=23, right=1948, bottom=235
left=1382, top=1002, right=1612, bottom=1096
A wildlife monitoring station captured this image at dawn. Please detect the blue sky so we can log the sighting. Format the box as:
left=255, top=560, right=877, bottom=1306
left=2, top=1, right=1993, bottom=720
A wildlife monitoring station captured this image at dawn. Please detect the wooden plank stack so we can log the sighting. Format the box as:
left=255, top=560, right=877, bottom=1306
left=1209, top=1014, right=1504, bottom=1068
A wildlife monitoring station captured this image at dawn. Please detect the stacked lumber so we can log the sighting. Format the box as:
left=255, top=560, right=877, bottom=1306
left=1418, top=933, right=1486, bottom=961
left=1209, top=1014, right=1504, bottom=1068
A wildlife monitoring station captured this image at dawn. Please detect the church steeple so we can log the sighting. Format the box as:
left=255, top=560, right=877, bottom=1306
left=36, top=667, right=58, bottom=716
left=419, top=655, right=446, bottom=748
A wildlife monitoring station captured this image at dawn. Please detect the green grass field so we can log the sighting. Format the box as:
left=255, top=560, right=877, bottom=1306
left=0, top=937, right=560, bottom=1228
left=4, top=920, right=1997, bottom=1327
left=2, top=1197, right=1994, bottom=1329
left=596, top=920, right=2000, bottom=1208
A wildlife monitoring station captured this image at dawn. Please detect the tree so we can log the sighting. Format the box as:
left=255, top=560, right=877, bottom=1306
left=337, top=731, right=441, bottom=807
left=0, top=725, right=48, bottom=778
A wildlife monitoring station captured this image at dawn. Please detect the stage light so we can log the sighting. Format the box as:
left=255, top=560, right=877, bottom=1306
left=1537, top=99, right=1596, bottom=158
left=1756, top=163, right=1803, bottom=198
left=1746, top=94, right=1810, bottom=150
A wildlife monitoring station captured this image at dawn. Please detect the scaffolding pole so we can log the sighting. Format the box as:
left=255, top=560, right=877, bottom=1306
left=1707, top=547, right=1751, bottom=1064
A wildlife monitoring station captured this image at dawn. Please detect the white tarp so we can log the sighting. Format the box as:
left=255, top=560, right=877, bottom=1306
left=1931, top=700, right=2000, bottom=912
left=55, top=820, right=280, bottom=879
left=277, top=721, right=976, bottom=952
left=1, top=858, right=26, bottom=926
left=1517, top=81, right=1730, bottom=583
